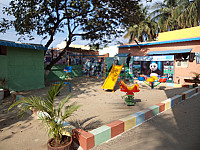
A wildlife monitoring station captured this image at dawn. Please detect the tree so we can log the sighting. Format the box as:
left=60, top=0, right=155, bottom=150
left=177, top=0, right=200, bottom=28
left=0, top=0, right=144, bottom=71
left=150, top=0, right=200, bottom=32
left=124, top=6, right=158, bottom=43
left=150, top=0, right=180, bottom=32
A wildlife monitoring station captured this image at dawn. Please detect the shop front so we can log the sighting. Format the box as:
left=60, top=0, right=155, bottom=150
left=130, top=55, right=174, bottom=83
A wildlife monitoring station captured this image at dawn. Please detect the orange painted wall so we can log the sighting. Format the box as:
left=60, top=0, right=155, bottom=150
left=119, top=40, right=200, bottom=84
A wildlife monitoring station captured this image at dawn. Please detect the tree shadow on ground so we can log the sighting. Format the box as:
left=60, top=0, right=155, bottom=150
left=0, top=96, right=33, bottom=131
left=68, top=116, right=103, bottom=132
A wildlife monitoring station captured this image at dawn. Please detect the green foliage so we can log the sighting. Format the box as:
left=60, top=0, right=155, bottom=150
left=191, top=72, right=200, bottom=81
left=150, top=0, right=200, bottom=32
left=124, top=0, right=200, bottom=42
left=8, top=82, right=81, bottom=144
left=0, top=1, right=143, bottom=46
left=124, top=6, right=158, bottom=43
left=0, top=0, right=144, bottom=70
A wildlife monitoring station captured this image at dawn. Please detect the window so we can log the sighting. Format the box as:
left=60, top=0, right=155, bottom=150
left=196, top=55, right=200, bottom=64
left=176, top=60, right=188, bottom=67
left=175, top=53, right=189, bottom=67
left=0, top=46, right=7, bottom=55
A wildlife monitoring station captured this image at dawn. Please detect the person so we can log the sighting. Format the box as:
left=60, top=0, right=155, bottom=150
left=126, top=54, right=131, bottom=67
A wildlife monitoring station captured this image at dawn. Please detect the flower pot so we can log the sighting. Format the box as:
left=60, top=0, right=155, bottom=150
left=47, top=135, right=72, bottom=150
left=0, top=89, right=4, bottom=100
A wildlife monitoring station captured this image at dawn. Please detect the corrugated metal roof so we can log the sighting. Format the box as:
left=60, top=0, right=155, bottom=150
left=115, top=53, right=130, bottom=57
left=0, top=40, right=47, bottom=50
left=147, top=49, right=192, bottom=55
left=118, top=37, right=200, bottom=48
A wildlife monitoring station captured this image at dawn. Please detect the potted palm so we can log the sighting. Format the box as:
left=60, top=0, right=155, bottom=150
left=8, top=82, right=80, bottom=150
left=191, top=72, right=200, bottom=87
left=184, top=72, right=200, bottom=87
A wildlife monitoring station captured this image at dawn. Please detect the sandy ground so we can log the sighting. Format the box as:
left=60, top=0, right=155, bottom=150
left=0, top=77, right=191, bottom=150
left=92, top=93, right=200, bottom=150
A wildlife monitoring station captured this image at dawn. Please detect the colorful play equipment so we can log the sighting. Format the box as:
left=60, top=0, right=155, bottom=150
left=119, top=80, right=140, bottom=106
left=55, top=66, right=72, bottom=92
left=64, top=66, right=72, bottom=79
left=101, top=64, right=123, bottom=92
left=63, top=66, right=72, bottom=92
left=138, top=75, right=146, bottom=81
left=142, top=75, right=168, bottom=89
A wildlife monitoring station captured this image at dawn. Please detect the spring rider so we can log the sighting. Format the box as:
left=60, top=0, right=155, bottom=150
left=119, top=81, right=140, bottom=106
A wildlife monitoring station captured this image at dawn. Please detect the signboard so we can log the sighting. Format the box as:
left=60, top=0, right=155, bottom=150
left=132, top=55, right=174, bottom=61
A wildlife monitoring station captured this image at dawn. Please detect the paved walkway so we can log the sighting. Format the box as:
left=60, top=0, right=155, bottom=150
left=92, top=93, right=200, bottom=150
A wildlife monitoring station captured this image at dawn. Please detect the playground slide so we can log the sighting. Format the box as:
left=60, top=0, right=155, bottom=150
left=101, top=64, right=123, bottom=91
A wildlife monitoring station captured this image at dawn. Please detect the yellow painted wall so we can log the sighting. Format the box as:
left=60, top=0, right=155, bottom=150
left=158, top=26, right=200, bottom=41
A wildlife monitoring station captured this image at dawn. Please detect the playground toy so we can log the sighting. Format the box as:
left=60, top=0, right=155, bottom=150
left=143, top=75, right=168, bottom=89
left=63, top=66, right=72, bottom=92
left=119, top=80, right=140, bottom=106
left=55, top=66, right=72, bottom=92
left=64, top=66, right=72, bottom=79
left=101, top=64, right=123, bottom=92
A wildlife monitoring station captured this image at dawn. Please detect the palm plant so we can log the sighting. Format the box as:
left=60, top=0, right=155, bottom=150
left=191, top=72, right=200, bottom=81
left=124, top=6, right=159, bottom=43
left=8, top=82, right=81, bottom=145
left=177, top=0, right=199, bottom=28
left=150, top=0, right=200, bottom=32
left=150, top=0, right=180, bottom=32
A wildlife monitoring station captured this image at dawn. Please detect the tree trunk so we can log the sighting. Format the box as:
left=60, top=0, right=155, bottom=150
left=45, top=39, right=72, bottom=71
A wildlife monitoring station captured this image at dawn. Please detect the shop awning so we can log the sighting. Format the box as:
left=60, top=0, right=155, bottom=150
left=115, top=53, right=130, bottom=57
left=147, top=48, right=192, bottom=55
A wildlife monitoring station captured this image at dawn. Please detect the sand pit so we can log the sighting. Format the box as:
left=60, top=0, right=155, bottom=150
left=0, top=77, right=192, bottom=150
left=19, top=77, right=189, bottom=130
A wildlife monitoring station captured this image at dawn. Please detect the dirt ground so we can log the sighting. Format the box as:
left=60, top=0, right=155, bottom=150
left=0, top=77, right=190, bottom=150
left=92, top=93, right=200, bottom=150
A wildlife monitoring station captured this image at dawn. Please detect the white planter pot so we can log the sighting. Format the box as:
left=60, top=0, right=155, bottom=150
left=0, top=89, right=4, bottom=100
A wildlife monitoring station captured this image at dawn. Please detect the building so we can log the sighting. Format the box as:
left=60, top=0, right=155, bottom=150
left=56, top=41, right=98, bottom=56
left=118, top=26, right=200, bottom=84
left=0, top=40, right=47, bottom=91
left=99, top=45, right=119, bottom=57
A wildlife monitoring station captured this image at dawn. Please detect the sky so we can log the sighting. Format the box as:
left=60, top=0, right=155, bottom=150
left=0, top=0, right=161, bottom=49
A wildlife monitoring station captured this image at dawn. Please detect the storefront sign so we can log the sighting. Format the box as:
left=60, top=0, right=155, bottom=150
left=132, top=55, right=174, bottom=61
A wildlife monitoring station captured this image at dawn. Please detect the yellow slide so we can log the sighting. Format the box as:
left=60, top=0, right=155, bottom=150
left=101, top=64, right=123, bottom=91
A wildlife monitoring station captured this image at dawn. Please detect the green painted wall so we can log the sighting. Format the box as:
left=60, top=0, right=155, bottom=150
left=0, top=47, right=45, bottom=91
left=0, top=55, right=7, bottom=88
left=45, top=65, right=83, bottom=82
